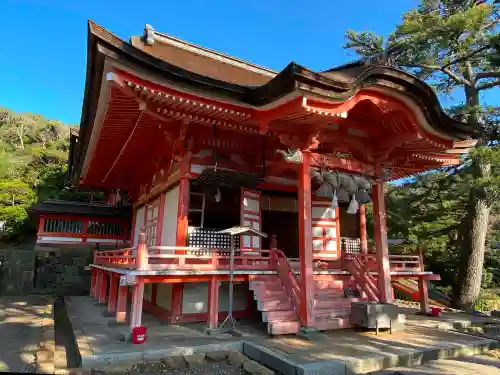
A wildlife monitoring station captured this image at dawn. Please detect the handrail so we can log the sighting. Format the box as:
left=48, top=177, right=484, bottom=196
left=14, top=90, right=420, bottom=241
left=93, top=245, right=273, bottom=271
left=344, top=256, right=379, bottom=301
left=270, top=249, right=303, bottom=325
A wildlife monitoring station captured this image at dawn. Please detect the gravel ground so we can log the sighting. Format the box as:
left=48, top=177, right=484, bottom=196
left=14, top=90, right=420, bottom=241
left=91, top=361, right=247, bottom=375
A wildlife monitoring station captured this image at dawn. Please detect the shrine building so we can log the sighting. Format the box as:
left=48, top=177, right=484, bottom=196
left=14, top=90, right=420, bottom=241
left=34, top=21, right=478, bottom=335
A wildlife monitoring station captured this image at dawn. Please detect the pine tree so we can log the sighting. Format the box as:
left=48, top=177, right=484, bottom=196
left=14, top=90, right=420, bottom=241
left=344, top=0, right=500, bottom=308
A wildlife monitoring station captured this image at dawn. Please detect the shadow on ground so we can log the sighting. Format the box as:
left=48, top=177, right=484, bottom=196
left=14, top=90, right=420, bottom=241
left=0, top=295, right=52, bottom=373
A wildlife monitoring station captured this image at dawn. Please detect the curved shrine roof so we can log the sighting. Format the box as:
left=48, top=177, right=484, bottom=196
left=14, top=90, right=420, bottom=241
left=71, top=20, right=481, bottom=190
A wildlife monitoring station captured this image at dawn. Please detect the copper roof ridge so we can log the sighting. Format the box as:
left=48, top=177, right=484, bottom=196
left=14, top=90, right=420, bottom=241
left=146, top=25, right=278, bottom=77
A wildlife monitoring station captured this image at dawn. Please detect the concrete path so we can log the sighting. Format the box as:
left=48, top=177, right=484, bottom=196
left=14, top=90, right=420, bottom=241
left=0, top=296, right=53, bottom=373
left=370, top=353, right=500, bottom=374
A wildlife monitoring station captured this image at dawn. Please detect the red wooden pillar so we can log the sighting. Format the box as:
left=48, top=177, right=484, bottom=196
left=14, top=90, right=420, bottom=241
left=90, top=268, right=97, bottom=297
left=206, top=276, right=220, bottom=331
left=298, top=151, right=314, bottom=327
left=130, top=280, right=145, bottom=329
left=418, top=278, right=430, bottom=314
left=38, top=216, right=46, bottom=235
left=116, top=284, right=128, bottom=323
left=372, top=182, right=393, bottom=303
left=98, top=272, right=108, bottom=304
left=95, top=270, right=103, bottom=300
left=151, top=284, right=158, bottom=306
left=171, top=176, right=189, bottom=322
left=130, top=210, right=137, bottom=247
left=359, top=205, right=368, bottom=254
left=108, top=275, right=119, bottom=313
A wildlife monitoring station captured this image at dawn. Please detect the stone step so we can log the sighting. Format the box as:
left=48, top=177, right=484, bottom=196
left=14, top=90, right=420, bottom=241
left=257, top=298, right=293, bottom=312
left=314, top=298, right=355, bottom=309
left=262, top=310, right=298, bottom=323
left=267, top=320, right=301, bottom=335
left=249, top=275, right=280, bottom=282
left=313, top=317, right=352, bottom=331
left=253, top=288, right=287, bottom=301
left=314, top=280, right=344, bottom=290
left=315, top=289, right=345, bottom=299
left=249, top=280, right=283, bottom=292
left=314, top=307, right=350, bottom=319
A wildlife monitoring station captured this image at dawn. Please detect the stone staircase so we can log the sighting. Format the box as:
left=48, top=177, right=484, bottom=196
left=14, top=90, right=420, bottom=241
left=249, top=275, right=360, bottom=335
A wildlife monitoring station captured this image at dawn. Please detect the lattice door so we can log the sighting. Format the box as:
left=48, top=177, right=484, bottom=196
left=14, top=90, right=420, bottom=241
left=311, top=197, right=339, bottom=259
left=240, top=189, right=262, bottom=251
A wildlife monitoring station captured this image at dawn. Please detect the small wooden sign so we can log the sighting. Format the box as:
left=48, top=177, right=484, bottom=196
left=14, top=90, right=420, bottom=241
left=120, top=275, right=136, bottom=286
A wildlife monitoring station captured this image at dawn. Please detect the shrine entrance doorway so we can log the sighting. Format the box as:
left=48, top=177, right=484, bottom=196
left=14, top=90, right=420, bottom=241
left=261, top=191, right=299, bottom=258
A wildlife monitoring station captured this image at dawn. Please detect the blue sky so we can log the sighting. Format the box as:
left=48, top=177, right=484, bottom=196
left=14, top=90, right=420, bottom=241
left=0, top=0, right=497, bottom=125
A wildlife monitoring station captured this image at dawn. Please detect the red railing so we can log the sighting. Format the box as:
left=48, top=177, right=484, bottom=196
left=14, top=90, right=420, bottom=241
left=93, top=245, right=273, bottom=271
left=94, top=248, right=136, bottom=267
left=344, top=254, right=379, bottom=301
left=92, top=244, right=425, bottom=273
left=270, top=249, right=303, bottom=324
left=37, top=215, right=130, bottom=245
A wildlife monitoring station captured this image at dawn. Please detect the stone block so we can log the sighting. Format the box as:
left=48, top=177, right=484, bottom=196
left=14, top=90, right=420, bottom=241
left=228, top=350, right=249, bottom=367
left=206, top=350, right=228, bottom=361
left=184, top=353, right=205, bottom=368
left=243, top=360, right=263, bottom=374
left=163, top=356, right=187, bottom=369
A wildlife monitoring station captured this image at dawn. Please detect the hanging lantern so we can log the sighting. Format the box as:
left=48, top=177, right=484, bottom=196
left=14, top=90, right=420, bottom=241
left=346, top=194, right=359, bottom=214
left=355, top=189, right=371, bottom=205
left=337, top=188, right=350, bottom=203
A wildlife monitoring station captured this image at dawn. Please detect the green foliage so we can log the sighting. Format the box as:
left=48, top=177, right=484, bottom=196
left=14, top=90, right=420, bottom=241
left=0, top=107, right=82, bottom=237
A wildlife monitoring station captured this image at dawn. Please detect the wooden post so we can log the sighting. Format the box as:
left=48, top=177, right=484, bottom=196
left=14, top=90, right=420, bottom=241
left=130, top=210, right=137, bottom=246
left=155, top=193, right=166, bottom=246
left=151, top=284, right=158, bottom=306
left=90, top=268, right=97, bottom=297
left=359, top=205, right=368, bottom=254
left=38, top=216, right=46, bottom=235
left=372, top=182, right=393, bottom=303
left=418, top=278, right=430, bottom=314
left=116, top=284, right=128, bottom=323
left=93, top=270, right=101, bottom=299
left=137, top=230, right=148, bottom=270
left=206, top=276, right=220, bottom=331
left=108, top=275, right=119, bottom=313
left=129, top=280, right=145, bottom=329
left=298, top=151, right=314, bottom=327
left=98, top=272, right=108, bottom=304
left=171, top=176, right=190, bottom=322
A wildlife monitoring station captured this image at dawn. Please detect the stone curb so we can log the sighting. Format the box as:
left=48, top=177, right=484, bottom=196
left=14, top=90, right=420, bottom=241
left=80, top=348, right=275, bottom=375
left=36, top=298, right=55, bottom=374
left=80, top=342, right=242, bottom=369
left=328, top=335, right=498, bottom=375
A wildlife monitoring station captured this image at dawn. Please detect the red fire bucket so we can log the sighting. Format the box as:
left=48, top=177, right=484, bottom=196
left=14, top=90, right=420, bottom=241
left=430, top=307, right=442, bottom=317
left=131, top=326, right=147, bottom=344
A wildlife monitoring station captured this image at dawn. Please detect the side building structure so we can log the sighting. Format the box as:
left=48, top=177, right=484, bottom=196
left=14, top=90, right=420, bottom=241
left=34, top=21, right=478, bottom=334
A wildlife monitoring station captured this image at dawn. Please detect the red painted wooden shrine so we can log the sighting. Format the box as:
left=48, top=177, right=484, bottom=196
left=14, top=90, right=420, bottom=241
left=59, top=21, right=479, bottom=335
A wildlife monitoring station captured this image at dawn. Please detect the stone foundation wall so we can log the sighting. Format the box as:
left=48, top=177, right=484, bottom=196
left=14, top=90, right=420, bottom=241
left=0, top=248, right=35, bottom=295
left=34, top=247, right=93, bottom=295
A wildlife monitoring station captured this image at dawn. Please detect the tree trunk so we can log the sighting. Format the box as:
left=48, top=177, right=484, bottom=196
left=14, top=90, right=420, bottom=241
left=454, top=176, right=491, bottom=308
left=454, top=69, right=491, bottom=309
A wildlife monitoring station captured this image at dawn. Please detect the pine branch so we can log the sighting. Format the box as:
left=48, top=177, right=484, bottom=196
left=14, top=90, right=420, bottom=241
left=403, top=64, right=472, bottom=86
left=476, top=72, right=500, bottom=79
left=477, top=79, right=500, bottom=90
